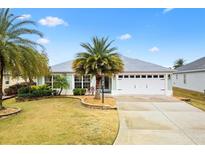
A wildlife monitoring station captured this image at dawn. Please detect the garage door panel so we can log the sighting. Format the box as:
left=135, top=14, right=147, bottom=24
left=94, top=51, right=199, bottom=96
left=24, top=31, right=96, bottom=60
left=117, top=76, right=165, bottom=95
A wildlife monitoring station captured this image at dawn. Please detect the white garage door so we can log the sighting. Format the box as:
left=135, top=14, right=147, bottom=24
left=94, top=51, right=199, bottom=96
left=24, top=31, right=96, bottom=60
left=117, top=74, right=165, bottom=95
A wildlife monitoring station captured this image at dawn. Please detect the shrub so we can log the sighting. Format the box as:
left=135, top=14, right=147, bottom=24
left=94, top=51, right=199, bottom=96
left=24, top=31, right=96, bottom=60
left=31, top=85, right=50, bottom=91
left=73, top=88, right=86, bottom=95
left=4, top=82, right=35, bottom=96
left=18, top=93, right=32, bottom=98
left=31, top=89, right=52, bottom=97
left=18, top=86, right=31, bottom=94
left=17, top=85, right=52, bottom=98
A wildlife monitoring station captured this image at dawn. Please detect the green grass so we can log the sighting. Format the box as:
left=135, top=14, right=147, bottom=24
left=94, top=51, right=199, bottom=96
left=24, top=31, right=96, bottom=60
left=0, top=97, right=119, bottom=145
left=173, top=87, right=205, bottom=111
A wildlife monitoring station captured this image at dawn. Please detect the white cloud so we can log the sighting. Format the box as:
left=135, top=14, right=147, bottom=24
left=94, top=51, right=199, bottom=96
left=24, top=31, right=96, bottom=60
left=163, top=8, right=174, bottom=14
left=149, top=46, right=160, bottom=53
left=38, top=16, right=68, bottom=27
left=118, top=33, right=132, bottom=40
left=37, top=38, right=50, bottom=45
left=18, top=14, right=31, bottom=20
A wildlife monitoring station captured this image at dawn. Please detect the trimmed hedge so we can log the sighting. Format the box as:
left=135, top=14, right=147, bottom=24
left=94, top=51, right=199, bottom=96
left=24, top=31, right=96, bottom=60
left=4, top=82, right=35, bottom=96
left=73, top=88, right=86, bottom=95
left=17, top=85, right=52, bottom=98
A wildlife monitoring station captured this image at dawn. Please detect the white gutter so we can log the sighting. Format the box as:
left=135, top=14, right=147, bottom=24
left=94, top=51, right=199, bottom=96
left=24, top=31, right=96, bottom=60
left=174, top=68, right=205, bottom=74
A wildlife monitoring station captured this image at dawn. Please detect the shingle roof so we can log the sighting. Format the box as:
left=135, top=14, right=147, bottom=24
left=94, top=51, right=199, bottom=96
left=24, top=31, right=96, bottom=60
left=51, top=55, right=173, bottom=73
left=120, top=56, right=172, bottom=72
left=51, top=60, right=73, bottom=73
left=176, top=57, right=205, bottom=72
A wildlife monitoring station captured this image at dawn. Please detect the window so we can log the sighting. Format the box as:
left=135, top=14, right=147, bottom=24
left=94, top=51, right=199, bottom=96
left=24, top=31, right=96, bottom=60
left=75, top=75, right=82, bottom=88
left=176, top=74, right=178, bottom=80
left=45, top=74, right=67, bottom=87
left=130, top=75, right=134, bottom=78
left=45, top=76, right=52, bottom=86
left=5, top=76, right=10, bottom=84
left=124, top=75, right=129, bottom=78
left=75, top=75, right=91, bottom=89
left=147, top=75, right=152, bottom=78
left=118, top=75, right=123, bottom=78
left=136, top=75, right=140, bottom=78
left=141, top=75, right=146, bottom=78
left=183, top=74, right=186, bottom=84
left=159, top=75, right=164, bottom=78
left=83, top=75, right=91, bottom=88
left=153, top=75, right=158, bottom=78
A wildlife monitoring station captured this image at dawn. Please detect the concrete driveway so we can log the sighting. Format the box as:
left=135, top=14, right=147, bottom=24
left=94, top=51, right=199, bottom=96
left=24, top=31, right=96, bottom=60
left=114, top=95, right=205, bottom=145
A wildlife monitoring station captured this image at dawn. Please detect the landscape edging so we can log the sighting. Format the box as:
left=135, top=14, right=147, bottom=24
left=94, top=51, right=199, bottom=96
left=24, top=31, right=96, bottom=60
left=67, top=96, right=117, bottom=110
left=0, top=107, right=22, bottom=118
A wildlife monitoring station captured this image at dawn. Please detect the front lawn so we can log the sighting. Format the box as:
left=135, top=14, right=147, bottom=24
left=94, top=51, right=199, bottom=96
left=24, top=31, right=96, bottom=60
left=0, top=97, right=119, bottom=144
left=173, top=87, right=205, bottom=111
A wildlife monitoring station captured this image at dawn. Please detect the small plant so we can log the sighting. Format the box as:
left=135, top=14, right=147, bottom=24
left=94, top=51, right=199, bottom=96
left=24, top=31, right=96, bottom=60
left=73, top=88, right=86, bottom=95
left=53, top=75, right=69, bottom=95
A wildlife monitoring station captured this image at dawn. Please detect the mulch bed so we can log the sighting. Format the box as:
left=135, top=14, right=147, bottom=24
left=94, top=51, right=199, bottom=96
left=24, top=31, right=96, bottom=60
left=0, top=107, right=21, bottom=118
left=69, top=96, right=117, bottom=110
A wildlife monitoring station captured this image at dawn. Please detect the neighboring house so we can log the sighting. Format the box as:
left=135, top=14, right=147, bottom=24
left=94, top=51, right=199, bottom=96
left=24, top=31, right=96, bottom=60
left=2, top=72, right=26, bottom=92
left=173, top=57, right=205, bottom=93
left=37, top=55, right=174, bottom=96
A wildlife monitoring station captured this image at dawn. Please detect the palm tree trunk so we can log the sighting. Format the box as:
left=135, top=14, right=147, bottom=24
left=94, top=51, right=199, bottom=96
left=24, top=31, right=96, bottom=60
left=0, top=57, right=4, bottom=110
left=59, top=88, right=63, bottom=95
left=29, top=77, right=34, bottom=84
left=95, top=75, right=101, bottom=99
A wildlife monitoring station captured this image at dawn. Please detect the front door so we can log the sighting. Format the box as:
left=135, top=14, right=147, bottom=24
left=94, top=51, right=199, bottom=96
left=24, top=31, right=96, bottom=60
left=104, top=76, right=111, bottom=93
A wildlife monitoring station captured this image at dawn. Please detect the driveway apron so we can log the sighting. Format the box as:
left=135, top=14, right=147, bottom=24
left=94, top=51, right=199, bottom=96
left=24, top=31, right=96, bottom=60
left=114, top=95, right=205, bottom=145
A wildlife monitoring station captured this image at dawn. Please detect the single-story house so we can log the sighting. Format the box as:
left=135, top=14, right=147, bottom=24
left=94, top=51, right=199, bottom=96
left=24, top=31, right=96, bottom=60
left=2, top=72, right=27, bottom=93
left=173, top=56, right=205, bottom=93
left=37, top=55, right=174, bottom=96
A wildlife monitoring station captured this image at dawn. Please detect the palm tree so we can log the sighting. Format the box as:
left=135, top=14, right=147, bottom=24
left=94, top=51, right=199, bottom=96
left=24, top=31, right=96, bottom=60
left=0, top=9, right=45, bottom=109
left=174, top=58, right=186, bottom=69
left=16, top=49, right=50, bottom=83
left=72, top=37, right=124, bottom=99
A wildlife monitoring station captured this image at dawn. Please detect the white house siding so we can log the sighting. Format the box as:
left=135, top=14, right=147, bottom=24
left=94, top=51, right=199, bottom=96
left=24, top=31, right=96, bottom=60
left=37, top=77, right=45, bottom=85
left=111, top=75, right=116, bottom=94
left=173, top=71, right=205, bottom=93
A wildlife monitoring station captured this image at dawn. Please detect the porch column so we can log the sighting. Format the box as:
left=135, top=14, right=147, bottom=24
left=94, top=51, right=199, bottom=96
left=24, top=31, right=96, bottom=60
left=165, top=73, right=168, bottom=95
left=51, top=75, right=54, bottom=90
left=42, top=76, right=45, bottom=85
left=72, top=74, right=75, bottom=90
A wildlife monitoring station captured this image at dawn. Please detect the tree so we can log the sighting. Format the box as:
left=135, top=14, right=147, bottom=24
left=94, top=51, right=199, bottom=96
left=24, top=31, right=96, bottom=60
left=0, top=9, right=45, bottom=109
left=53, top=75, right=69, bottom=95
left=16, top=49, right=50, bottom=83
left=72, top=37, right=124, bottom=99
left=174, top=58, right=186, bottom=69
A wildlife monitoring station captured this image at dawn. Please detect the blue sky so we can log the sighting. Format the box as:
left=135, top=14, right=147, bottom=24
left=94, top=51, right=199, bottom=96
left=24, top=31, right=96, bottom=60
left=12, top=8, right=205, bottom=67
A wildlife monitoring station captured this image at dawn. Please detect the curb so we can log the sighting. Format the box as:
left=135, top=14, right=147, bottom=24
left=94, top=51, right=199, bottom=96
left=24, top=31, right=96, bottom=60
left=112, top=107, right=120, bottom=145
